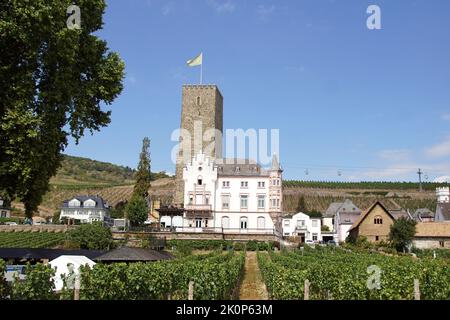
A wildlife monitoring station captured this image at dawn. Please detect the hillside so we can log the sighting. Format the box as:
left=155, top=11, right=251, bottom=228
left=50, top=155, right=136, bottom=187
left=9, top=156, right=441, bottom=217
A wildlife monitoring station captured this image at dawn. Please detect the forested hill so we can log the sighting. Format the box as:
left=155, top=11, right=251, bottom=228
left=50, top=155, right=169, bottom=188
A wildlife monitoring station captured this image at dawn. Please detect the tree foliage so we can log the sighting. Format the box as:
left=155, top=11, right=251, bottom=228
left=0, top=259, right=9, bottom=299
left=67, top=222, right=113, bottom=250
left=10, top=263, right=56, bottom=300
left=0, top=0, right=125, bottom=217
left=126, top=196, right=148, bottom=226
left=389, top=217, right=417, bottom=252
left=133, top=137, right=151, bottom=199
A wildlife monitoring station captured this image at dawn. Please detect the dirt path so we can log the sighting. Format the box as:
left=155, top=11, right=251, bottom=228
left=239, top=252, right=269, bottom=300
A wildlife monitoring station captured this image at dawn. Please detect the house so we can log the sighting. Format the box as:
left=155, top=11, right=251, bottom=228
left=348, top=201, right=396, bottom=243
left=414, top=208, right=435, bottom=222
left=49, top=255, right=96, bottom=291
left=413, top=222, right=450, bottom=249
left=171, top=152, right=282, bottom=234
left=335, top=211, right=361, bottom=243
left=60, top=195, right=110, bottom=224
left=282, top=212, right=321, bottom=242
left=435, top=187, right=450, bottom=222
left=0, top=197, right=11, bottom=218
left=323, top=199, right=361, bottom=233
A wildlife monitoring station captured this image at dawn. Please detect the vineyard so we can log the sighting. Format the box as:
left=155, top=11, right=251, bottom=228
left=258, top=247, right=450, bottom=300
left=0, top=232, right=66, bottom=249
left=283, top=180, right=449, bottom=191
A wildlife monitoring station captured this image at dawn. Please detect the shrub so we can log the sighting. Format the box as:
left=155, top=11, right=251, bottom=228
left=67, top=222, right=113, bottom=250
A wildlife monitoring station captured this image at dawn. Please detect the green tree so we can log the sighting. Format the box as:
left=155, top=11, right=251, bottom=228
left=126, top=196, right=148, bottom=227
left=0, top=0, right=125, bottom=218
left=296, top=195, right=307, bottom=213
left=67, top=222, right=113, bottom=250
left=389, top=217, right=417, bottom=252
left=133, top=137, right=151, bottom=198
left=11, top=263, right=56, bottom=300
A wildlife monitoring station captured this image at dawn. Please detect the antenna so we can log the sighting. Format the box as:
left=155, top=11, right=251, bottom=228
left=417, top=168, right=423, bottom=192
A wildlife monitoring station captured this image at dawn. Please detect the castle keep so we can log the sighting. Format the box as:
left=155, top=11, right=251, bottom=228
left=174, top=85, right=223, bottom=205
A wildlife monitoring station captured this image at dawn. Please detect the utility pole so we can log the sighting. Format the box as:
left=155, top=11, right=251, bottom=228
left=417, top=168, right=423, bottom=192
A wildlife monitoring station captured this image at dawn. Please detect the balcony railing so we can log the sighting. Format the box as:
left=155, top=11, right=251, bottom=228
left=295, top=225, right=307, bottom=231
left=185, top=204, right=212, bottom=211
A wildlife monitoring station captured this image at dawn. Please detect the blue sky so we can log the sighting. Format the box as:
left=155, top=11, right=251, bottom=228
left=65, top=0, right=450, bottom=182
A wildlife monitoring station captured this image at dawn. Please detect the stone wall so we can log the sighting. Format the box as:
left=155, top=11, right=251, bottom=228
left=0, top=225, right=75, bottom=233
left=112, top=231, right=279, bottom=243
left=413, top=238, right=450, bottom=249
left=174, top=85, right=223, bottom=206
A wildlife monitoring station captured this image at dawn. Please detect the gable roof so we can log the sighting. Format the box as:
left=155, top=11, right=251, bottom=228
left=324, top=199, right=362, bottom=218
left=349, top=201, right=396, bottom=232
left=62, top=195, right=109, bottom=209
left=415, top=222, right=450, bottom=238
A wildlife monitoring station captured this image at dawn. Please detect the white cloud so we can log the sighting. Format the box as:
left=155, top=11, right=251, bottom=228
left=442, top=113, right=450, bottom=121
left=256, top=4, right=275, bottom=21
left=425, top=135, right=450, bottom=158
left=207, top=0, right=236, bottom=13
left=377, top=149, right=411, bottom=162
left=162, top=2, right=175, bottom=15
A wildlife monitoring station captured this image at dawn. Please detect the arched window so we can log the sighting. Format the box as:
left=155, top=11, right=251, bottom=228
left=374, top=216, right=383, bottom=225
left=257, top=216, right=265, bottom=229
left=222, top=216, right=230, bottom=229
left=196, top=96, right=201, bottom=105
left=240, top=217, right=248, bottom=229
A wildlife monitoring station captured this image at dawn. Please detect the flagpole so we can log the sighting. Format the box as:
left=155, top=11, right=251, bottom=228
left=200, top=60, right=203, bottom=84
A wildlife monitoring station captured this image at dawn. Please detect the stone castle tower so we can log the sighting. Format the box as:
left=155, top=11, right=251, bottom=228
left=174, top=85, right=223, bottom=205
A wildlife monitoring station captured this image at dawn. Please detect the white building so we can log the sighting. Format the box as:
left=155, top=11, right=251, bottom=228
left=166, top=152, right=283, bottom=234
left=60, top=196, right=110, bottom=224
left=282, top=212, right=322, bottom=242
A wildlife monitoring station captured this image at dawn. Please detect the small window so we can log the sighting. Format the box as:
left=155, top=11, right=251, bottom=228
left=375, top=236, right=379, bottom=241
left=198, top=166, right=202, bottom=171
left=374, top=216, right=383, bottom=225
left=196, top=96, right=201, bottom=105
left=439, top=241, right=444, bottom=248
left=198, top=179, right=202, bottom=185
left=241, top=181, right=248, bottom=188
left=284, top=220, right=290, bottom=227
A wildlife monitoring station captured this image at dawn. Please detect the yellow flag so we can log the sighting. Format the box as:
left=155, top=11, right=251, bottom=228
left=187, top=53, right=202, bottom=67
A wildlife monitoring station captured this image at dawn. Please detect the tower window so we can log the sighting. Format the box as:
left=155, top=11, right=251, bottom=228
left=198, top=179, right=202, bottom=185
left=196, top=96, right=201, bottom=105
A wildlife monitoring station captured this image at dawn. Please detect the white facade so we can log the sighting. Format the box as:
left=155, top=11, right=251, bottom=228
left=168, top=152, right=282, bottom=233
left=282, top=212, right=322, bottom=242
left=60, top=196, right=109, bottom=224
